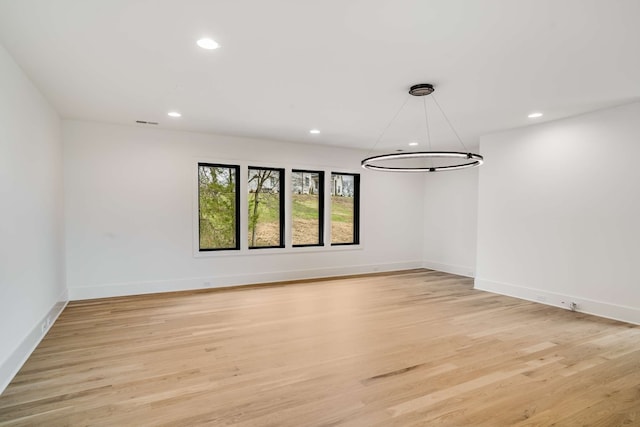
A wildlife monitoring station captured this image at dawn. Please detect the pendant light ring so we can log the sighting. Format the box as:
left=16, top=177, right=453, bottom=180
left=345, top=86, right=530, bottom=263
left=361, top=151, right=484, bottom=172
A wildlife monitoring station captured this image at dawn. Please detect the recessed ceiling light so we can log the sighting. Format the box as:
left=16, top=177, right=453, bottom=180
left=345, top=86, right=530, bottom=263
left=167, top=111, right=182, bottom=118
left=409, top=142, right=419, bottom=146
left=309, top=129, right=320, bottom=134
left=528, top=112, right=543, bottom=118
left=197, top=38, right=220, bottom=50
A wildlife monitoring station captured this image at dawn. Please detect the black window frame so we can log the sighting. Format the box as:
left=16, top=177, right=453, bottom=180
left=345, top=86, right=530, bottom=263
left=291, top=169, right=325, bottom=248
left=330, top=172, right=360, bottom=246
left=248, top=166, right=285, bottom=249
left=198, top=162, right=241, bottom=252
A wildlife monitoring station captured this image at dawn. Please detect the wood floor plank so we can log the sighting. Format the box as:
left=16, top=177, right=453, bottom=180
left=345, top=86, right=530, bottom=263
left=1, top=269, right=639, bottom=426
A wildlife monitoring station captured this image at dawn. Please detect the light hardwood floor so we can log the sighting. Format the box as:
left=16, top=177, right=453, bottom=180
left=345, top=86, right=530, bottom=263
left=1, top=270, right=639, bottom=426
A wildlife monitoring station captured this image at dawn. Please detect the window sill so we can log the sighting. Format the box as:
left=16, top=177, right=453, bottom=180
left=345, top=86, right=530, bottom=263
left=193, top=243, right=363, bottom=258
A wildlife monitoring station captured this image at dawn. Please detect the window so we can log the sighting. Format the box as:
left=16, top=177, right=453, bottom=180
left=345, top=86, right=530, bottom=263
left=291, top=170, right=324, bottom=246
left=198, top=165, right=359, bottom=252
left=331, top=173, right=360, bottom=245
left=198, top=163, right=240, bottom=251
left=248, top=167, right=285, bottom=248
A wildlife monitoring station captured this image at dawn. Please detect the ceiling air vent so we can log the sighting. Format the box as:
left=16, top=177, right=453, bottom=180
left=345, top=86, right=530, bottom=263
left=135, top=120, right=159, bottom=125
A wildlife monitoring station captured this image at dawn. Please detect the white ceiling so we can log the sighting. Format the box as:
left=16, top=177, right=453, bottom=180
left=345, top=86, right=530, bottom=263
left=1, top=0, right=639, bottom=152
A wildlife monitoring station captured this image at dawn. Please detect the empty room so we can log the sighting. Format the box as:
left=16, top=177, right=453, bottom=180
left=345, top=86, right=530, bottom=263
left=1, top=0, right=639, bottom=425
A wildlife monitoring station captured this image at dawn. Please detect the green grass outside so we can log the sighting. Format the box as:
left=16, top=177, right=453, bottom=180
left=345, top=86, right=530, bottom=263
left=246, top=192, right=355, bottom=238
left=330, top=195, right=354, bottom=223
left=292, top=194, right=320, bottom=220
left=248, top=192, right=281, bottom=222
left=251, top=194, right=353, bottom=223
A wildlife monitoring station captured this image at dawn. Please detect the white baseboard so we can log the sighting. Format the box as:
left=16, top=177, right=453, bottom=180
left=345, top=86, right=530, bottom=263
left=68, top=261, right=423, bottom=300
left=423, top=260, right=475, bottom=278
left=475, top=278, right=640, bottom=326
left=0, top=289, right=69, bottom=395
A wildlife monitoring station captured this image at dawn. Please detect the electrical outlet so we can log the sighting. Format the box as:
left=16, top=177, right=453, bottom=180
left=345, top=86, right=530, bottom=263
left=41, top=322, right=47, bottom=334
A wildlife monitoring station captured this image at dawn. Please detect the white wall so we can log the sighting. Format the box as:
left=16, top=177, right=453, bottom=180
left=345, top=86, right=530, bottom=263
left=422, top=168, right=478, bottom=277
left=0, top=44, right=67, bottom=392
left=63, top=121, right=425, bottom=299
left=476, top=102, right=640, bottom=324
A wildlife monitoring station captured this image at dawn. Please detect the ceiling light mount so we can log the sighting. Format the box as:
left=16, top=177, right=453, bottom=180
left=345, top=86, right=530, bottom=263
left=362, top=83, right=484, bottom=173
left=408, top=83, right=434, bottom=97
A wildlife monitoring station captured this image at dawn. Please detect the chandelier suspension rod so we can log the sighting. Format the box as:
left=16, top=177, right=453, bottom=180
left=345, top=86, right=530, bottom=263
left=422, top=96, right=432, bottom=151
left=367, top=95, right=411, bottom=157
left=431, top=94, right=468, bottom=152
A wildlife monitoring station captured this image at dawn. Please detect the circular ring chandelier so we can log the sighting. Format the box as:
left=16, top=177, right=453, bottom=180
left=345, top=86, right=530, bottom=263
left=361, top=83, right=484, bottom=173
left=362, top=151, right=484, bottom=172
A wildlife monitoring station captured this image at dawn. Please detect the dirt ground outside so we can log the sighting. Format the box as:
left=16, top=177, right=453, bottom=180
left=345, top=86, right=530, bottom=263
left=330, top=222, right=355, bottom=244
left=292, top=219, right=321, bottom=245
left=249, top=220, right=355, bottom=246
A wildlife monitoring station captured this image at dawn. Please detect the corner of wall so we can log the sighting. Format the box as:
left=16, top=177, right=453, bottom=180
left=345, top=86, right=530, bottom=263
left=422, top=261, right=475, bottom=278
left=0, top=289, right=69, bottom=394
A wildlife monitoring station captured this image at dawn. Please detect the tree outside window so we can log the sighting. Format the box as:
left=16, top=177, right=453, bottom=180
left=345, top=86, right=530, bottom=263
left=248, top=167, right=284, bottom=248
left=198, top=163, right=240, bottom=250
